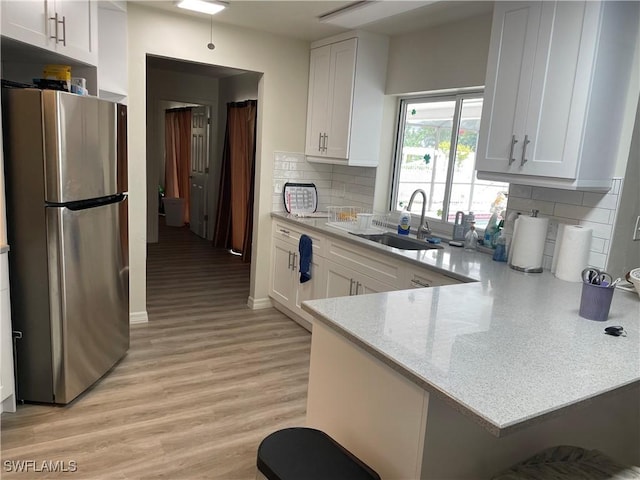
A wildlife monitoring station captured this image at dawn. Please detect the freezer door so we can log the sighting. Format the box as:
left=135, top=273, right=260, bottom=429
left=46, top=197, right=129, bottom=404
left=43, top=90, right=121, bottom=203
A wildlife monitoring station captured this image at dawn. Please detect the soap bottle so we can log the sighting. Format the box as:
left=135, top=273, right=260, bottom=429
left=464, top=223, right=478, bottom=250
left=397, top=208, right=411, bottom=236
left=484, top=212, right=499, bottom=245
left=492, top=234, right=507, bottom=262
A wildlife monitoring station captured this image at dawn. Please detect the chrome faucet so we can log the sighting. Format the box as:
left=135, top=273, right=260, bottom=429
left=407, top=189, right=431, bottom=240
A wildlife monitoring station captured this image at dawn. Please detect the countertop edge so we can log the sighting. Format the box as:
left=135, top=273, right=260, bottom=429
left=0, top=245, right=10, bottom=254
left=302, top=301, right=502, bottom=437
left=302, top=301, right=640, bottom=438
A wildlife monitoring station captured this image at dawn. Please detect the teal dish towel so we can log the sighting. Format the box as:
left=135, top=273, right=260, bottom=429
left=299, top=234, right=312, bottom=283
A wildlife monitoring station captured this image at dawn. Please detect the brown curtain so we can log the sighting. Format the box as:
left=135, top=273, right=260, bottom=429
left=164, top=108, right=192, bottom=224
left=214, top=100, right=257, bottom=263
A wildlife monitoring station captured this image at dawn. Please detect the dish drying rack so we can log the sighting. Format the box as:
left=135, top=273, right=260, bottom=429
left=327, top=206, right=390, bottom=233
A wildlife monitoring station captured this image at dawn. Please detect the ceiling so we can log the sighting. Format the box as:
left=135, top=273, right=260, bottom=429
left=138, top=1, right=494, bottom=43
left=142, top=1, right=494, bottom=79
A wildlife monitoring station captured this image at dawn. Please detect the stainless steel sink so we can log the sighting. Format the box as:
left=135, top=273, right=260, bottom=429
left=351, top=232, right=443, bottom=250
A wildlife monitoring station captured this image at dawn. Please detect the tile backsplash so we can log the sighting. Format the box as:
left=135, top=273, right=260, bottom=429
left=506, top=179, right=623, bottom=270
left=272, top=152, right=376, bottom=212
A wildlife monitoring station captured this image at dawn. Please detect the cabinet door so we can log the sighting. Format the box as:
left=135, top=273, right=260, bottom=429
left=271, top=238, right=295, bottom=308
left=1, top=0, right=50, bottom=49
left=305, top=45, right=331, bottom=156
left=403, top=266, right=461, bottom=289
left=355, top=274, right=397, bottom=295
left=476, top=2, right=541, bottom=173
left=325, top=38, right=356, bottom=160
left=54, top=0, right=98, bottom=65
left=295, top=255, right=326, bottom=310
left=325, top=260, right=356, bottom=298
left=521, top=1, right=588, bottom=179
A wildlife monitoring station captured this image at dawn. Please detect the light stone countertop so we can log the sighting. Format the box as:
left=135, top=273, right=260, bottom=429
left=271, top=213, right=640, bottom=436
left=0, top=245, right=9, bottom=254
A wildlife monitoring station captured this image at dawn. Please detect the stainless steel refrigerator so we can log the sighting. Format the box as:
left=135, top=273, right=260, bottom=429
left=2, top=88, right=129, bottom=404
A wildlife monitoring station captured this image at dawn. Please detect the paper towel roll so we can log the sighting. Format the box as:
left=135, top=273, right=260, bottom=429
left=510, top=216, right=549, bottom=272
left=554, top=225, right=592, bottom=282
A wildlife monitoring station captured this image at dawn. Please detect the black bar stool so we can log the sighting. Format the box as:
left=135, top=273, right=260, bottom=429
left=257, top=427, right=381, bottom=480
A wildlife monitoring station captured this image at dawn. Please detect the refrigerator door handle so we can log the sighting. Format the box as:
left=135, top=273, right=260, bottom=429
left=48, top=194, right=127, bottom=211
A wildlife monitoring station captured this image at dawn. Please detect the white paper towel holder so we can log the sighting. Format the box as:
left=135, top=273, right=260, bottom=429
left=509, top=210, right=545, bottom=273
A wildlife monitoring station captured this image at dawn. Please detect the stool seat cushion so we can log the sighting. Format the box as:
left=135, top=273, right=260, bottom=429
left=257, top=427, right=380, bottom=480
left=492, top=445, right=640, bottom=480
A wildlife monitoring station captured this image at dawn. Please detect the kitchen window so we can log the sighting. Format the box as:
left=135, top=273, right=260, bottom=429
left=391, top=91, right=508, bottom=230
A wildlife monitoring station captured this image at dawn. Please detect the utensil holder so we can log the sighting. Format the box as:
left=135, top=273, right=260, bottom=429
left=579, top=282, right=615, bottom=321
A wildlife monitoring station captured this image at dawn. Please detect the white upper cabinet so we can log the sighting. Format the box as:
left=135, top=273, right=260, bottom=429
left=476, top=1, right=640, bottom=191
left=305, top=32, right=389, bottom=167
left=1, top=0, right=98, bottom=66
left=98, top=2, right=127, bottom=102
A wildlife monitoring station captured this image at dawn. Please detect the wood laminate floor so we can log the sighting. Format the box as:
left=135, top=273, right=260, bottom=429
left=1, top=221, right=311, bottom=479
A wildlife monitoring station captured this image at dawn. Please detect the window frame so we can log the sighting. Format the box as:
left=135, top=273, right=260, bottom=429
left=389, top=88, right=488, bottom=234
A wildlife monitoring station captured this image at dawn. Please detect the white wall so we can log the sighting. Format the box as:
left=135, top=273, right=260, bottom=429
left=384, top=13, right=492, bottom=95
left=128, top=3, right=309, bottom=318
left=373, top=12, right=493, bottom=213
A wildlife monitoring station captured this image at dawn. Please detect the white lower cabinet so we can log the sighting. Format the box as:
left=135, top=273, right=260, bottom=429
left=325, top=260, right=396, bottom=298
left=1, top=252, right=16, bottom=413
left=269, top=219, right=464, bottom=330
left=402, top=265, right=460, bottom=290
left=270, top=236, right=326, bottom=330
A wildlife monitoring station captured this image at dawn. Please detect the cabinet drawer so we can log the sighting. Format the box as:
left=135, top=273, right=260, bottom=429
left=403, top=265, right=461, bottom=289
left=272, top=221, right=324, bottom=256
left=327, top=238, right=401, bottom=287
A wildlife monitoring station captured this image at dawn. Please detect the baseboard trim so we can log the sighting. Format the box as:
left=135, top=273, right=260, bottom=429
left=130, top=311, right=149, bottom=324
left=272, top=302, right=312, bottom=332
left=248, top=296, right=273, bottom=310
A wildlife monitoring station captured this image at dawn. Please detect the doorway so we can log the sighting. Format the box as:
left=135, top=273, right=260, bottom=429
left=145, top=54, right=261, bottom=245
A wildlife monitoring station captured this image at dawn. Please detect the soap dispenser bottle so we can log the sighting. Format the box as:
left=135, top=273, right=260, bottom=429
left=464, top=222, right=478, bottom=250
left=398, top=208, right=411, bottom=235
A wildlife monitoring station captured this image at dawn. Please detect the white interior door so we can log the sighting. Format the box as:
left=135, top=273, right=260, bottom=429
left=189, top=106, right=209, bottom=238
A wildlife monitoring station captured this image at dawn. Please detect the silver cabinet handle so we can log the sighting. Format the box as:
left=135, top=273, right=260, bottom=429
left=411, top=279, right=431, bottom=288
left=291, top=253, right=297, bottom=271
left=60, top=15, right=66, bottom=46
left=49, top=13, right=59, bottom=42
left=323, top=134, right=328, bottom=152
left=318, top=132, right=322, bottom=152
left=355, top=281, right=361, bottom=295
left=508, top=135, right=518, bottom=166
left=279, top=228, right=290, bottom=236
left=521, top=134, right=531, bottom=166
left=287, top=251, right=292, bottom=270
left=349, top=279, right=354, bottom=296
left=633, top=215, right=640, bottom=241
left=49, top=13, right=66, bottom=45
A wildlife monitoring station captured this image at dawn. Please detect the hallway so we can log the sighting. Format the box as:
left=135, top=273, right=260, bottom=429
left=1, top=222, right=311, bottom=479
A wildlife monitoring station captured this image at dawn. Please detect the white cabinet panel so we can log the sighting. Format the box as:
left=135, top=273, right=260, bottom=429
left=325, top=260, right=396, bottom=298
left=1, top=0, right=98, bottom=65
left=1, top=253, right=16, bottom=413
left=1, top=1, right=50, bottom=49
left=402, top=266, right=461, bottom=290
left=477, top=1, right=640, bottom=191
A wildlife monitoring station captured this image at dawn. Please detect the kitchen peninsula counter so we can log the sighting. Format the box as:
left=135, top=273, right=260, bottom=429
left=270, top=214, right=640, bottom=478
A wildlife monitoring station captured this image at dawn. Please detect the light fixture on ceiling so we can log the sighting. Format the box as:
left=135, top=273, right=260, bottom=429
left=319, top=0, right=435, bottom=29
left=176, top=0, right=227, bottom=16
